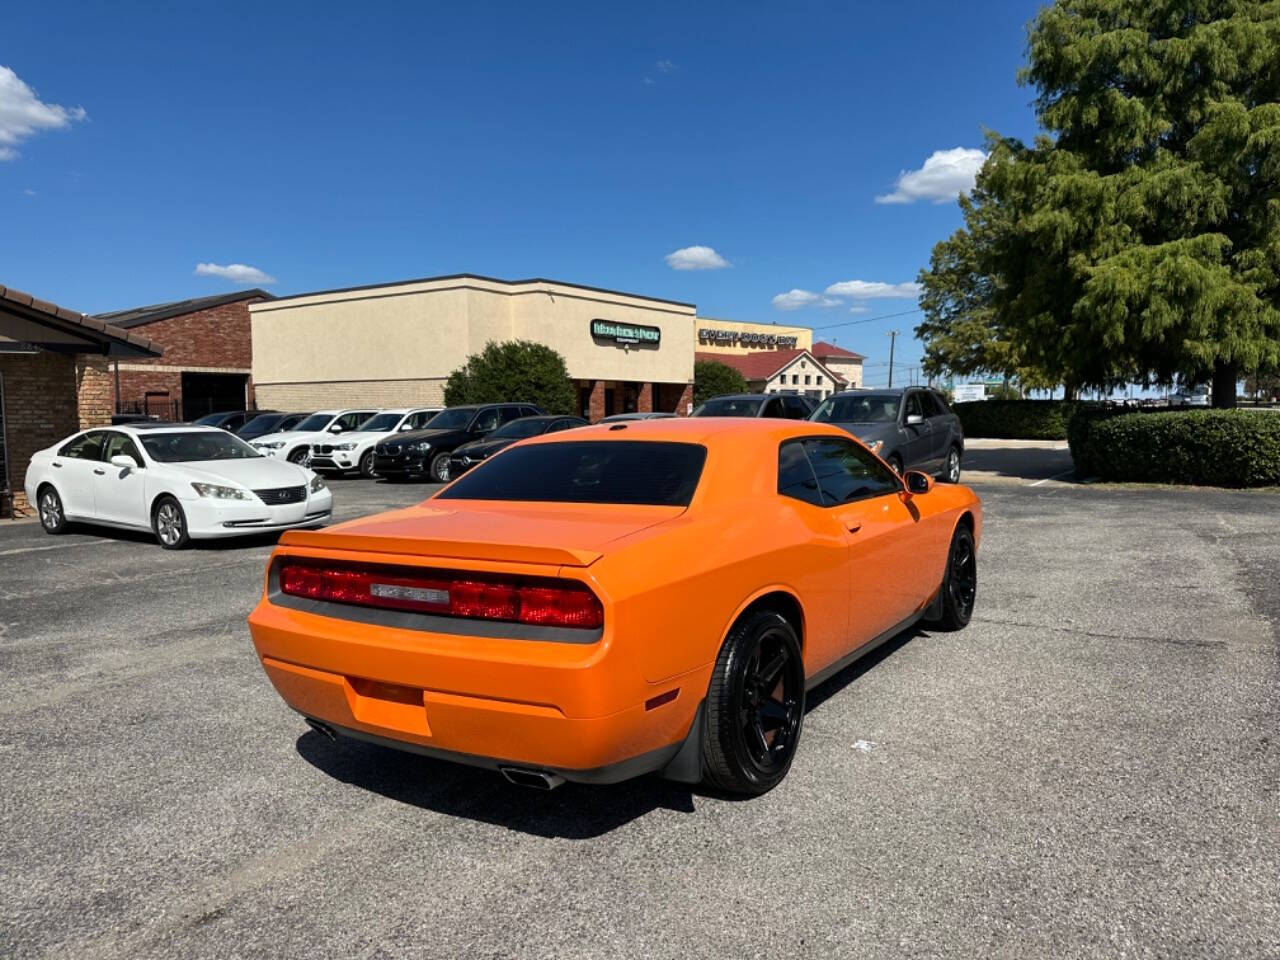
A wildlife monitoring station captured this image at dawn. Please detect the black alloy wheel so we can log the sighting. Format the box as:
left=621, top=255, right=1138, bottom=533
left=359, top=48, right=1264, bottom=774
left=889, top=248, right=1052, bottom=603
left=358, top=450, right=377, bottom=479
left=703, top=610, right=805, bottom=795
left=430, top=451, right=451, bottom=483
left=935, top=523, right=977, bottom=630
left=38, top=486, right=68, bottom=535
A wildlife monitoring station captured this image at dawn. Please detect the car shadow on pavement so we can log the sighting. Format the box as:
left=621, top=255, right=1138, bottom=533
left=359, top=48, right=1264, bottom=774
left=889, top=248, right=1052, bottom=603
left=293, top=624, right=926, bottom=837
left=60, top=524, right=284, bottom=550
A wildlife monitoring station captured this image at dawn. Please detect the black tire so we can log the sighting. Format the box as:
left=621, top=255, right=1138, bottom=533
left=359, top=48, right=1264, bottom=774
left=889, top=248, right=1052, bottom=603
left=287, top=447, right=310, bottom=465
left=37, top=485, right=68, bottom=535
left=886, top=454, right=903, bottom=475
left=358, top=450, right=377, bottom=479
left=702, top=610, right=805, bottom=796
left=429, top=451, right=452, bottom=483
left=152, top=495, right=191, bottom=550
left=939, top=445, right=962, bottom=484
left=934, top=523, right=977, bottom=630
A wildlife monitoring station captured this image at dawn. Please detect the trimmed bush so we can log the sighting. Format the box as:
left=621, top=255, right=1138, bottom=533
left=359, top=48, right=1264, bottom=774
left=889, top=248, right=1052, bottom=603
left=1068, top=409, right=1280, bottom=487
left=953, top=400, right=1092, bottom=440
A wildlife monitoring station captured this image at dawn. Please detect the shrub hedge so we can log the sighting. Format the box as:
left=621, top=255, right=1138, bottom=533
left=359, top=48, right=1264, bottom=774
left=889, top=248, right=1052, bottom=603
left=953, top=400, right=1091, bottom=440
left=1067, top=408, right=1280, bottom=487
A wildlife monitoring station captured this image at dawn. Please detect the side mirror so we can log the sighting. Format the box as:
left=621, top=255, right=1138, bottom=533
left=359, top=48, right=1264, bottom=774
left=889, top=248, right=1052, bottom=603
left=111, top=454, right=140, bottom=470
left=398, top=423, right=414, bottom=431
left=906, top=414, right=925, bottom=426
left=328, top=424, right=344, bottom=433
left=903, top=470, right=933, bottom=496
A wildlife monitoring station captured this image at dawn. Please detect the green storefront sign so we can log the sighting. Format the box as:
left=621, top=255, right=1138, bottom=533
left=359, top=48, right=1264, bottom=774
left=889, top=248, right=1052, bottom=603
left=591, top=319, right=661, bottom=346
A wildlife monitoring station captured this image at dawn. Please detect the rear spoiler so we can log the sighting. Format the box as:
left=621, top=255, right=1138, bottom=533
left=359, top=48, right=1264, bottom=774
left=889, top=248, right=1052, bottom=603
left=278, top=528, right=601, bottom=567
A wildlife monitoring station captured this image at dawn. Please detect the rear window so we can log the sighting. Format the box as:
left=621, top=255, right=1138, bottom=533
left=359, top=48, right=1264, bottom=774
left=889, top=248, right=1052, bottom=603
left=696, top=396, right=764, bottom=417
left=437, top=441, right=707, bottom=506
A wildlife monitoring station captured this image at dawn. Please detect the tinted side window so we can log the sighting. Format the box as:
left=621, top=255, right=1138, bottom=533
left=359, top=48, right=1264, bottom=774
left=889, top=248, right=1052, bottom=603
left=904, top=392, right=925, bottom=420
left=803, top=438, right=900, bottom=505
left=59, top=431, right=107, bottom=460
left=520, top=406, right=541, bottom=418
left=497, top=407, right=525, bottom=425
left=103, top=432, right=143, bottom=465
left=472, top=408, right=501, bottom=432
left=783, top=396, right=810, bottom=420
left=338, top=412, right=371, bottom=431
left=929, top=391, right=952, bottom=415
left=919, top=392, right=944, bottom=418
left=778, top=440, right=822, bottom=505
left=761, top=397, right=787, bottom=418
left=410, top=411, right=435, bottom=429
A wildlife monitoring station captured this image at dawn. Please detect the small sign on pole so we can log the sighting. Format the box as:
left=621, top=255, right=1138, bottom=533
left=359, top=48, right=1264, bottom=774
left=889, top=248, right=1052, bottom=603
left=953, top=383, right=986, bottom=403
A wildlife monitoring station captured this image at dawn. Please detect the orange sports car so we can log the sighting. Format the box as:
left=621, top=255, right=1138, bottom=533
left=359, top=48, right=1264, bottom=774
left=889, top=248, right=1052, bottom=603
left=248, top=418, right=981, bottom=795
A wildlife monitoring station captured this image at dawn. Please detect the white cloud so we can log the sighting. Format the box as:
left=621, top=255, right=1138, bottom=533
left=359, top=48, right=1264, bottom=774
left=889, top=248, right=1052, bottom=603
left=875, top=147, right=987, bottom=205
left=0, top=66, right=86, bottom=161
left=771, top=289, right=839, bottom=311
left=656, top=59, right=678, bottom=73
left=824, top=279, right=922, bottom=299
left=848, top=304, right=869, bottom=314
left=195, top=262, right=277, bottom=285
left=665, top=245, right=729, bottom=270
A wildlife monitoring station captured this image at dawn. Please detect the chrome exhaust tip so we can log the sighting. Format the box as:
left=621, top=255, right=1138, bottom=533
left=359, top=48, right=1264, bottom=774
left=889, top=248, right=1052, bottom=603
left=305, top=717, right=337, bottom=741
left=499, top=766, right=565, bottom=791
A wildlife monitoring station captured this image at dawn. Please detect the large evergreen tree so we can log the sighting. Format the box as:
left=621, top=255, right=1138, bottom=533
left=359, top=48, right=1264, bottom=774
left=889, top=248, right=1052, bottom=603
left=918, top=1, right=1280, bottom=406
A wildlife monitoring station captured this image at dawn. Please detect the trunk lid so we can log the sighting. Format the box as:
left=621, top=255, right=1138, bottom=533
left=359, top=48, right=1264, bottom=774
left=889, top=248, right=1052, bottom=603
left=278, top=500, right=685, bottom=567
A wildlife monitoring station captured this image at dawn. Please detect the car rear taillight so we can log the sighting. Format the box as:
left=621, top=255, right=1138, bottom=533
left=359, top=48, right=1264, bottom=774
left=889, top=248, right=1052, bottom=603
left=277, top=560, right=603, bottom=629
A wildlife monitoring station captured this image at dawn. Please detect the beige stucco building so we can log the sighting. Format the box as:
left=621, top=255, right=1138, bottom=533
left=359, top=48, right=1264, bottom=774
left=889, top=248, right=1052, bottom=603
left=251, top=275, right=701, bottom=418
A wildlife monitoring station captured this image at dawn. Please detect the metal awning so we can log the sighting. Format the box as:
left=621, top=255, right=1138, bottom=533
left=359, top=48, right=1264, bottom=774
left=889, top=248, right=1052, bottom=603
left=0, top=284, right=161, bottom=358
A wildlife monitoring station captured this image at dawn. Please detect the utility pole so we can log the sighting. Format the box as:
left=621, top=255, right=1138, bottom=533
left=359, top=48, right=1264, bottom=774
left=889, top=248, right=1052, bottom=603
left=886, top=330, right=899, bottom=388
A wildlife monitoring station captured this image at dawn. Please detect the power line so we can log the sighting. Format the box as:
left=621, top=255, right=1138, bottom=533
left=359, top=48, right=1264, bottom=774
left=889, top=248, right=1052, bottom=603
left=810, top=306, right=922, bottom=333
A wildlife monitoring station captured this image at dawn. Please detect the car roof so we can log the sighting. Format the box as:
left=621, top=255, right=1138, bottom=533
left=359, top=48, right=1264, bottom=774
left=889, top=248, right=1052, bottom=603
left=117, top=423, right=225, bottom=433
left=444, top=402, right=535, bottom=411
left=522, top=416, right=848, bottom=447
left=705, top=393, right=767, bottom=401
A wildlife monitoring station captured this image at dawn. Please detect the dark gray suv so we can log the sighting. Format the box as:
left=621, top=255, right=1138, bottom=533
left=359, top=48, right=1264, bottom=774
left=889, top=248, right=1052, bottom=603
left=808, top=387, right=964, bottom=482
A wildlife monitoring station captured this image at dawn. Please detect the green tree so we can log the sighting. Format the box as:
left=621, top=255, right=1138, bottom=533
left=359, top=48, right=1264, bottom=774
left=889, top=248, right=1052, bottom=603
left=443, top=340, right=577, bottom=414
left=693, top=360, right=748, bottom=406
left=918, top=1, right=1280, bottom=408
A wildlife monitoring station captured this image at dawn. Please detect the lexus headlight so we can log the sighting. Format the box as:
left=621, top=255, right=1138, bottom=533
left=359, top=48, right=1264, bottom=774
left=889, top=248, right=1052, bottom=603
left=256, top=441, right=285, bottom=450
left=309, top=474, right=327, bottom=493
left=191, top=482, right=249, bottom=500
left=332, top=442, right=356, bottom=451
left=867, top=440, right=884, bottom=454
left=411, top=440, right=432, bottom=452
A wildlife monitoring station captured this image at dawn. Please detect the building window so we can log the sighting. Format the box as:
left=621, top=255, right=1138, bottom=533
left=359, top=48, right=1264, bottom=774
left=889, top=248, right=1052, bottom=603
left=792, top=374, right=799, bottom=385
left=817, top=375, right=823, bottom=385
left=804, top=375, right=811, bottom=385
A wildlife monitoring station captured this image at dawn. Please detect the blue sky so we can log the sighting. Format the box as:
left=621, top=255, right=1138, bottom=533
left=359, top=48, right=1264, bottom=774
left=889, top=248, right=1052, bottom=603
left=2, top=0, right=1042, bottom=385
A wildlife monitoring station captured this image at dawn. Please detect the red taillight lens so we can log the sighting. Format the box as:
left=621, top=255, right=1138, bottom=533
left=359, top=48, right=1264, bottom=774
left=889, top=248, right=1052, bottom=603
left=277, top=561, right=603, bottom=630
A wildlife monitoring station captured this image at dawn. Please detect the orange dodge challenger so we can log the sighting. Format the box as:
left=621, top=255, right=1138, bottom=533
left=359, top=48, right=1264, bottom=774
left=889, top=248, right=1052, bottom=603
left=248, top=418, right=981, bottom=795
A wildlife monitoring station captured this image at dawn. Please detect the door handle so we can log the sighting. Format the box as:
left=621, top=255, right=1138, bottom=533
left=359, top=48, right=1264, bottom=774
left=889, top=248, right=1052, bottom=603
left=93, top=469, right=105, bottom=475
left=52, top=462, right=62, bottom=468
left=845, top=520, right=862, bottom=533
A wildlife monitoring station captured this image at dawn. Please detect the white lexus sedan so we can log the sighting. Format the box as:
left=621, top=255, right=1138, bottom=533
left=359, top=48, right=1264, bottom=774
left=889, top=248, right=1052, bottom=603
left=24, top=424, right=333, bottom=549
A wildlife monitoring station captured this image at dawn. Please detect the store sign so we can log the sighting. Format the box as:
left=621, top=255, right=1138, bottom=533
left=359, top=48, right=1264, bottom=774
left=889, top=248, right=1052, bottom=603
left=698, top=327, right=798, bottom=349
left=591, top=319, right=661, bottom=346
left=953, top=383, right=986, bottom=402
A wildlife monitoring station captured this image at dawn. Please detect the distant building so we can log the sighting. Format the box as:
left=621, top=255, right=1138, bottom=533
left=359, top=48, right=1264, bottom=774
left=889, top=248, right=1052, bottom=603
left=695, top=347, right=845, bottom=401
left=811, top=340, right=864, bottom=389
left=95, top=289, right=274, bottom=420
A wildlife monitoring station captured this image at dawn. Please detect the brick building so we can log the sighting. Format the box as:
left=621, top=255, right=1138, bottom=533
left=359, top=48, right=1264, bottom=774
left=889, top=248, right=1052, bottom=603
left=695, top=347, right=846, bottom=402
left=810, top=340, right=865, bottom=389
left=94, top=289, right=273, bottom=420
left=0, top=284, right=160, bottom=518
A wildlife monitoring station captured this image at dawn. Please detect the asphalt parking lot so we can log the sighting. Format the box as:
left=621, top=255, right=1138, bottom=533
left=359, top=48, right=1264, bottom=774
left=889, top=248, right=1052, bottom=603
left=2, top=469, right=1277, bottom=959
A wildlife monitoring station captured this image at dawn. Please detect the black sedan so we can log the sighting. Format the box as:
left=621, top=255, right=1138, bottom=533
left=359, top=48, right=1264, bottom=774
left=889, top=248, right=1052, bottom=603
left=373, top=402, right=544, bottom=482
left=447, top=415, right=587, bottom=477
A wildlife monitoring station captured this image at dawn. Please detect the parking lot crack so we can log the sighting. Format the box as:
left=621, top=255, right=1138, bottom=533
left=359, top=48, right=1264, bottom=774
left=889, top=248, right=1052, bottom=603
left=971, top=615, right=1228, bottom=649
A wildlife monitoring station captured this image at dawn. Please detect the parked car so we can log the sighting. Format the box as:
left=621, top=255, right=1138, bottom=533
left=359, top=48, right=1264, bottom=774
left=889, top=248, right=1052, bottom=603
left=25, top=424, right=331, bottom=549
left=249, top=418, right=981, bottom=794
left=692, top=393, right=814, bottom=419
left=110, top=413, right=173, bottom=426
left=237, top=411, right=311, bottom=442
left=191, top=410, right=266, bottom=432
left=809, top=387, right=964, bottom=482
left=1169, top=385, right=1211, bottom=407
left=373, top=403, right=545, bottom=482
left=448, top=415, right=587, bottom=477
left=600, top=412, right=678, bottom=422
left=250, top=408, right=379, bottom=464
left=309, top=407, right=442, bottom=478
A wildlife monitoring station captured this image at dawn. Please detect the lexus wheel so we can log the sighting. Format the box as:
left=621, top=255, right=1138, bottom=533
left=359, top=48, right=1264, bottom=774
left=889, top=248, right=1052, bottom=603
left=941, top=446, right=962, bottom=484
left=935, top=523, right=976, bottom=630
left=358, top=450, right=377, bottom=479
left=430, top=452, right=451, bottom=483
left=152, top=496, right=191, bottom=550
left=702, top=610, right=805, bottom=796
left=38, top=486, right=68, bottom=535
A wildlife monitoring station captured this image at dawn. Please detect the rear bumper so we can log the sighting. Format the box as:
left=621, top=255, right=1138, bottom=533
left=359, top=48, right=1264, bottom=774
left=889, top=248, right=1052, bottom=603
left=248, top=586, right=709, bottom=778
